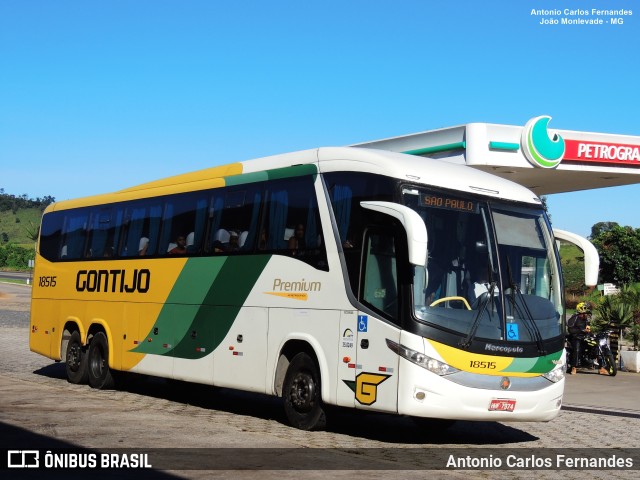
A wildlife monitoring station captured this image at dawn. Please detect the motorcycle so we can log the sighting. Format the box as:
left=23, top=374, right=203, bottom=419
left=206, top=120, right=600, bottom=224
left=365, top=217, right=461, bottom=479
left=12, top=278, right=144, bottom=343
left=566, top=328, right=617, bottom=376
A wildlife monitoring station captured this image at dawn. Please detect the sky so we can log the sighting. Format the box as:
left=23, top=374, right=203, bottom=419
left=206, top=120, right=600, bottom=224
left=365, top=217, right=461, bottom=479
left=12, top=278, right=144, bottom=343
left=1, top=0, right=638, bottom=238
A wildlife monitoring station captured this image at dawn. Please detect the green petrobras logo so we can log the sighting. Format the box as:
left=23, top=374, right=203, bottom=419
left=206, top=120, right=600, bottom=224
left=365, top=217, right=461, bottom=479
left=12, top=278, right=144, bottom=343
left=521, top=116, right=565, bottom=168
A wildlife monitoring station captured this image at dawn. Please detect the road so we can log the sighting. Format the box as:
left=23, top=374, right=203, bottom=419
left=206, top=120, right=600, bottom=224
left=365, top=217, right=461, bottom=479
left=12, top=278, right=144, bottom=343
left=0, top=270, right=31, bottom=283
left=1, top=282, right=639, bottom=479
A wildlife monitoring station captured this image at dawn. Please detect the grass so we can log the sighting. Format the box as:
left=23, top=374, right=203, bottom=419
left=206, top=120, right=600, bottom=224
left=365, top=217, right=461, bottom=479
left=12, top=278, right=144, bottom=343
left=0, top=278, right=29, bottom=286
left=0, top=207, right=43, bottom=245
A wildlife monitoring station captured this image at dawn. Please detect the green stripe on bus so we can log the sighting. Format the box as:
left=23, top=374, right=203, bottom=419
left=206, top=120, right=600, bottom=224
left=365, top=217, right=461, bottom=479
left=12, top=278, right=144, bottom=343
left=501, top=350, right=563, bottom=374
left=132, top=255, right=271, bottom=359
left=170, top=254, right=271, bottom=359
left=266, top=164, right=317, bottom=181
left=224, top=164, right=318, bottom=187
left=132, top=257, right=227, bottom=356
left=527, top=350, right=563, bottom=373
left=224, top=171, right=269, bottom=186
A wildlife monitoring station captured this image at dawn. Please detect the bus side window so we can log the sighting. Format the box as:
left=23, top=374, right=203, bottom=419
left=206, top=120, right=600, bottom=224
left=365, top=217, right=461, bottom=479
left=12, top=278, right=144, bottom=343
left=60, top=211, right=89, bottom=259
left=39, top=211, right=64, bottom=262
left=361, top=230, right=399, bottom=323
left=209, top=185, right=261, bottom=254
left=87, top=208, right=112, bottom=258
left=261, top=176, right=327, bottom=270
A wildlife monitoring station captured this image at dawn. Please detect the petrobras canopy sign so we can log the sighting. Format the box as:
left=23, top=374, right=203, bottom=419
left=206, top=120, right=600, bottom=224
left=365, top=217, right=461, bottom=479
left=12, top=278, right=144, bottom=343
left=564, top=140, right=640, bottom=166
left=521, top=116, right=565, bottom=169
left=520, top=115, right=640, bottom=169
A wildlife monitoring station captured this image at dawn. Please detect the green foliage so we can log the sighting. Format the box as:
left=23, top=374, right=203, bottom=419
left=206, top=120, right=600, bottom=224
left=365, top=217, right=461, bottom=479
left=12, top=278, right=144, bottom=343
left=619, top=284, right=640, bottom=349
left=0, top=209, right=46, bottom=246
left=590, top=221, right=619, bottom=239
left=0, top=243, right=34, bottom=269
left=627, top=324, right=640, bottom=351
left=24, top=221, right=40, bottom=242
left=594, top=294, right=633, bottom=328
left=593, top=284, right=640, bottom=349
left=591, top=225, right=640, bottom=284
left=559, top=243, right=588, bottom=295
left=0, top=189, right=52, bottom=270
left=0, top=188, right=54, bottom=212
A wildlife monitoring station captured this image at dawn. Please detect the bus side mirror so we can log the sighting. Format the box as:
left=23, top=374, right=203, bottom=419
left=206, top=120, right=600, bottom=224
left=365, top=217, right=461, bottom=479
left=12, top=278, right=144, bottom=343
left=553, top=228, right=599, bottom=287
left=360, top=201, right=428, bottom=267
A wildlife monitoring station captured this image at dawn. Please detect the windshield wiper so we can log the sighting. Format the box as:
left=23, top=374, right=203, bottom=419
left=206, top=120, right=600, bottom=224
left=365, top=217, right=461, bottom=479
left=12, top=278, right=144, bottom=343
left=459, top=264, right=496, bottom=349
left=505, top=257, right=546, bottom=355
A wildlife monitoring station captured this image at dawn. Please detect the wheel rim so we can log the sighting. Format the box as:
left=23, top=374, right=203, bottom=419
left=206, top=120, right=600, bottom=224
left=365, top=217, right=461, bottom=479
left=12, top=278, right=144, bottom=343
left=89, top=344, right=105, bottom=379
left=289, top=372, right=316, bottom=413
left=67, top=343, right=82, bottom=372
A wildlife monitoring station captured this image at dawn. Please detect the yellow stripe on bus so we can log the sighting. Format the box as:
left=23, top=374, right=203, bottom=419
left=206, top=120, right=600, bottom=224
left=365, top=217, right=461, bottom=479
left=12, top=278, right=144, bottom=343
left=426, top=339, right=540, bottom=377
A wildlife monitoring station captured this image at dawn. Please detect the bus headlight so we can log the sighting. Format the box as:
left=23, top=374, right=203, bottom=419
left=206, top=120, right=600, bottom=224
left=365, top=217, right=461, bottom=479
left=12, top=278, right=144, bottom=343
left=386, top=339, right=459, bottom=376
left=542, top=362, right=565, bottom=383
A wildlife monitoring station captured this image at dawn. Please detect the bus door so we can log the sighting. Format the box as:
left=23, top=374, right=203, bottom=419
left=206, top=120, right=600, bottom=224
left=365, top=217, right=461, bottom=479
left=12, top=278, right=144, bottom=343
left=354, top=229, right=401, bottom=413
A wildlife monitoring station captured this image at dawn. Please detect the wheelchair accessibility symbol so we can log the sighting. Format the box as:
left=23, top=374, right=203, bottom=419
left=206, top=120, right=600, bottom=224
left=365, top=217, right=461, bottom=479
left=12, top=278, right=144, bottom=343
left=506, top=323, right=519, bottom=341
left=358, top=315, right=368, bottom=333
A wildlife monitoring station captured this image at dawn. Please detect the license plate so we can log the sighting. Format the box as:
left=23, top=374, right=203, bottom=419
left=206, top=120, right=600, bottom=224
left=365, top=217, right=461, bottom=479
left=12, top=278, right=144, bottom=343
left=489, top=399, right=516, bottom=412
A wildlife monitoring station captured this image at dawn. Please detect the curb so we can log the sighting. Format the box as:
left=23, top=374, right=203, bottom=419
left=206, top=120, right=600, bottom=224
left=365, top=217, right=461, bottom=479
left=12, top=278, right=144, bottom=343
left=562, top=404, right=640, bottom=419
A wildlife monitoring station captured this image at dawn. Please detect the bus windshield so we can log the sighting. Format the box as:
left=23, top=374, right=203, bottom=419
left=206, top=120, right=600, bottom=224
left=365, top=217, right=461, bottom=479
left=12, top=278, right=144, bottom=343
left=403, top=188, right=563, bottom=343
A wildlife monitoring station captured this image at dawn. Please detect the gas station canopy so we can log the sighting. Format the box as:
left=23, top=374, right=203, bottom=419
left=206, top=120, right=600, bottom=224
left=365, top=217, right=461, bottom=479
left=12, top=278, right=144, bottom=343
left=354, top=116, right=640, bottom=196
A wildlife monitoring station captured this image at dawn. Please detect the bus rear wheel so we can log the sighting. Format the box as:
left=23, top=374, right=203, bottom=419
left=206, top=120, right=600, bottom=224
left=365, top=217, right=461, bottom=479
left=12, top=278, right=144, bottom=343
left=87, top=332, right=115, bottom=389
left=65, top=331, right=88, bottom=384
left=283, top=352, right=326, bottom=431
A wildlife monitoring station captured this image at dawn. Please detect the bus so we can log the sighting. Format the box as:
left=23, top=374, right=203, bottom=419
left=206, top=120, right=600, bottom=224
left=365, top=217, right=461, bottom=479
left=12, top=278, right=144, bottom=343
left=30, top=146, right=587, bottom=430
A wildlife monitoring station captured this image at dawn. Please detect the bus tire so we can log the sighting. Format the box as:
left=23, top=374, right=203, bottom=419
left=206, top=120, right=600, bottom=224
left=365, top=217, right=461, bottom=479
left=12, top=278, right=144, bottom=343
left=65, top=331, right=88, bottom=384
left=283, top=352, right=326, bottom=431
left=87, top=332, right=115, bottom=389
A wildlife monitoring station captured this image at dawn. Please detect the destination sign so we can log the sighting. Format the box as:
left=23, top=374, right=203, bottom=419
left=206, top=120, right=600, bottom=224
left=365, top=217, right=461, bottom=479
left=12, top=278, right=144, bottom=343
left=421, top=194, right=478, bottom=213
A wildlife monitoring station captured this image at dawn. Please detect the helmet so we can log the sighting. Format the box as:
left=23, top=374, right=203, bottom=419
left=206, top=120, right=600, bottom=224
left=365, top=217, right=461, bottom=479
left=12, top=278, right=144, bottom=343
left=576, top=302, right=592, bottom=314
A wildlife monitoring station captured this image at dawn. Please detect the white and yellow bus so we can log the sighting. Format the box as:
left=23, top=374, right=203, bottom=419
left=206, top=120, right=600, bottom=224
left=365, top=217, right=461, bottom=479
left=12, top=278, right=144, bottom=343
left=31, top=147, right=581, bottom=430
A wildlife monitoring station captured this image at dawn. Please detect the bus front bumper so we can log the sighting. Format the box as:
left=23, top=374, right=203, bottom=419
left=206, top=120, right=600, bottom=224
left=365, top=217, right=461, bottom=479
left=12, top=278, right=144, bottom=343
left=397, top=359, right=564, bottom=422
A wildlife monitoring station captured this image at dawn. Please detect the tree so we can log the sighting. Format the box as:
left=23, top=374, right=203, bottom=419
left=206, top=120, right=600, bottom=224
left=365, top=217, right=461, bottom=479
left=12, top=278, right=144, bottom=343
left=590, top=221, right=619, bottom=239
left=0, top=243, right=34, bottom=269
left=619, top=285, right=640, bottom=349
left=24, top=221, right=40, bottom=242
left=591, top=225, right=640, bottom=284
left=560, top=243, right=588, bottom=296
left=540, top=196, right=550, bottom=222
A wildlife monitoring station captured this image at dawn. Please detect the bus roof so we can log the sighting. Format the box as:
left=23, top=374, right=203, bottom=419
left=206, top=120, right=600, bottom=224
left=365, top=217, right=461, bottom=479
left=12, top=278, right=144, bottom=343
left=46, top=147, right=540, bottom=213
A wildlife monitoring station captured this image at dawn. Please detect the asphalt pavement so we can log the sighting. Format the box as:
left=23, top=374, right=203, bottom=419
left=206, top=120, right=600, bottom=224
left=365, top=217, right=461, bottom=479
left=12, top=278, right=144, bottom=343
left=563, top=369, right=640, bottom=415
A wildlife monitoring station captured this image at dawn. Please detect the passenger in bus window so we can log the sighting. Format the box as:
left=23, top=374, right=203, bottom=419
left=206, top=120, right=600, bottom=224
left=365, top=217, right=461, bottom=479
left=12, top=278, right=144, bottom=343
left=258, top=229, right=268, bottom=250
left=288, top=224, right=306, bottom=254
left=138, top=237, right=149, bottom=256
left=226, top=231, right=240, bottom=252
left=168, top=235, right=187, bottom=255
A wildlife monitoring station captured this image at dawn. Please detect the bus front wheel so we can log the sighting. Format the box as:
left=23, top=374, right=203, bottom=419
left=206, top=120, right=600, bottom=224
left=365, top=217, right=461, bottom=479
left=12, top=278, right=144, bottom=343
left=65, top=331, right=88, bottom=384
left=283, top=352, right=326, bottom=431
left=87, top=332, right=115, bottom=389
